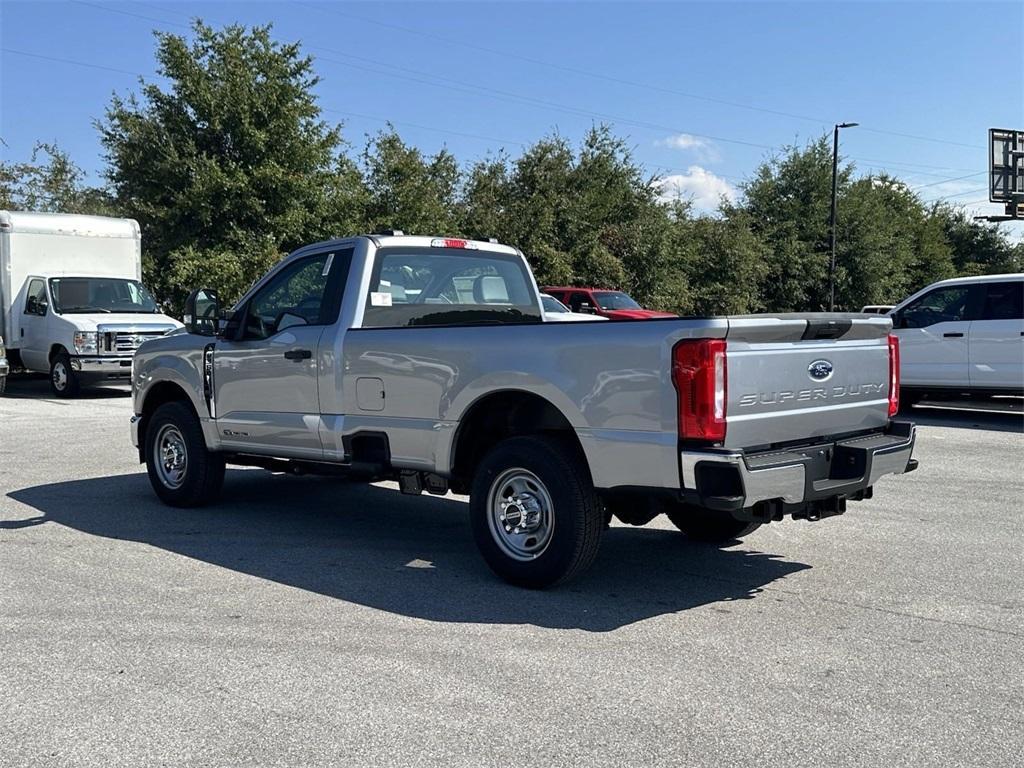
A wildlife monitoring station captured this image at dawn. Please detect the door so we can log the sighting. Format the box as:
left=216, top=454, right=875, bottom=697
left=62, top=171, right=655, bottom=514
left=19, top=277, right=50, bottom=372
left=969, top=280, right=1024, bottom=391
left=892, top=283, right=977, bottom=387
left=213, top=249, right=350, bottom=458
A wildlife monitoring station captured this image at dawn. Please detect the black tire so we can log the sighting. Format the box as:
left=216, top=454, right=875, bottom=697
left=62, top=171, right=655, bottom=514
left=145, top=401, right=225, bottom=507
left=0, top=375, right=6, bottom=395
left=665, top=503, right=761, bottom=543
left=50, top=352, right=80, bottom=398
left=470, top=434, right=604, bottom=588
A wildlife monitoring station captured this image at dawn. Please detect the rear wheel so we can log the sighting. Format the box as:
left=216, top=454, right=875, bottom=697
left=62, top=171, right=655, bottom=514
left=146, top=401, right=225, bottom=507
left=50, top=352, right=80, bottom=398
left=665, top=503, right=761, bottom=543
left=470, top=435, right=604, bottom=588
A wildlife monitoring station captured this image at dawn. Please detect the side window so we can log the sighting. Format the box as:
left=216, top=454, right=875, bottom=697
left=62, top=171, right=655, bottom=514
left=979, top=282, right=1023, bottom=321
left=244, top=252, right=342, bottom=340
left=568, top=292, right=588, bottom=312
left=900, top=286, right=971, bottom=328
left=24, top=279, right=48, bottom=316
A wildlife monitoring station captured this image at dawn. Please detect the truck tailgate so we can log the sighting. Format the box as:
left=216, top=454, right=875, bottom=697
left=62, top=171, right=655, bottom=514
left=724, top=315, right=893, bottom=449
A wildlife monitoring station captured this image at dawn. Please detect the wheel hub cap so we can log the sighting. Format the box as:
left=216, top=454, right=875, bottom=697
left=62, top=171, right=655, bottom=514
left=155, top=425, right=188, bottom=489
left=487, top=469, right=554, bottom=561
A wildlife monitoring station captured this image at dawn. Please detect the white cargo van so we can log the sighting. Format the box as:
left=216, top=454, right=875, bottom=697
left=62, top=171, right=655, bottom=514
left=0, top=211, right=181, bottom=397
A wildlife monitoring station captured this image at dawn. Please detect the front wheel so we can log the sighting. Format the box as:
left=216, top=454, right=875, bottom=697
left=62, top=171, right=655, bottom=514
left=50, top=353, right=80, bottom=398
left=665, top=504, right=761, bottom=543
left=470, top=435, right=604, bottom=588
left=145, top=401, right=225, bottom=507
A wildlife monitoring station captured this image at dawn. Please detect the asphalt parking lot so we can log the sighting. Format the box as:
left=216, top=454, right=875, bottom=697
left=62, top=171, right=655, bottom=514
left=1, top=377, right=1022, bottom=768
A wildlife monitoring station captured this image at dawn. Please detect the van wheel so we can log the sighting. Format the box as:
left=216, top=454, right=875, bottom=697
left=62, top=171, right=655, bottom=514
left=470, top=435, right=604, bottom=588
left=50, top=352, right=80, bottom=398
left=146, top=401, right=225, bottom=507
left=665, top=504, right=761, bottom=543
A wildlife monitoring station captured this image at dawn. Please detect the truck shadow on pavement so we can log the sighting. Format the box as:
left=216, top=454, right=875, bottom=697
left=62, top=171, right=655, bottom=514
left=907, top=403, right=1023, bottom=433
left=6, top=470, right=810, bottom=632
left=1, top=374, right=131, bottom=400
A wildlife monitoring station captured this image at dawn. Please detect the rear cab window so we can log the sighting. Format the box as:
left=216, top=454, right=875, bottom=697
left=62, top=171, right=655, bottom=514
left=361, top=247, right=541, bottom=328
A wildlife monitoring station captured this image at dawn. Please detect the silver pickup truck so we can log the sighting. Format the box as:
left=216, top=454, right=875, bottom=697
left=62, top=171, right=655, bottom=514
left=131, top=234, right=917, bottom=587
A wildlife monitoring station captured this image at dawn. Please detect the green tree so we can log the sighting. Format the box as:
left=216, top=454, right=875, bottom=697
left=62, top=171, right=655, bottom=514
left=738, top=137, right=842, bottom=312
left=361, top=128, right=459, bottom=236
left=933, top=205, right=1022, bottom=276
left=98, top=21, right=360, bottom=309
left=0, top=143, right=113, bottom=214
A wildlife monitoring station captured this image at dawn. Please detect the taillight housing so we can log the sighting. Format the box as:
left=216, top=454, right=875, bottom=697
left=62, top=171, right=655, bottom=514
left=672, top=338, right=727, bottom=442
left=888, top=333, right=900, bottom=417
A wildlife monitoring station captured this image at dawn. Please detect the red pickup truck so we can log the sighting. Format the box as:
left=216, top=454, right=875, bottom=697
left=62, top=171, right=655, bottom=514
left=542, top=287, right=677, bottom=320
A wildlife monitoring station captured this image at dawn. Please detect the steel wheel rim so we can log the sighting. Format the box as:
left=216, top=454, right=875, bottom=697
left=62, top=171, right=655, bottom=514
left=154, top=424, right=188, bottom=489
left=52, top=361, right=67, bottom=391
left=486, top=468, right=555, bottom=561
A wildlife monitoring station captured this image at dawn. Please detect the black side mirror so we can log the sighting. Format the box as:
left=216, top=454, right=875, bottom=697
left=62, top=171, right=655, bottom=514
left=184, top=288, right=220, bottom=336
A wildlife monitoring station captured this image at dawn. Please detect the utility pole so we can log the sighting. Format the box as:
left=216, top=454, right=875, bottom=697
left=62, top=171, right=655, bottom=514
left=829, top=122, right=858, bottom=311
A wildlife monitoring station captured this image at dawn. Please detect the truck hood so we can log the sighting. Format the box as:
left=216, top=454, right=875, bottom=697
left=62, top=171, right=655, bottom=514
left=60, top=312, right=182, bottom=332
left=603, top=309, right=678, bottom=320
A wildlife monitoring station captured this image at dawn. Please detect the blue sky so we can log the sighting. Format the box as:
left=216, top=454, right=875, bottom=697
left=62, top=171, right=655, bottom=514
left=1, top=1, right=1021, bottom=238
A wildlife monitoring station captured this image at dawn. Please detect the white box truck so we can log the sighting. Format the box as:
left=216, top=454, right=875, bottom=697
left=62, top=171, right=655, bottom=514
left=0, top=211, right=181, bottom=397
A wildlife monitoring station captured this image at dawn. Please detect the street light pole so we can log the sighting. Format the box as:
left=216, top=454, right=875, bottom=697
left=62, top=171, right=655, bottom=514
left=829, top=121, right=858, bottom=311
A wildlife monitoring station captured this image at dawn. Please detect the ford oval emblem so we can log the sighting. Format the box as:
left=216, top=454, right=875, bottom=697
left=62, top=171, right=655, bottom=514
left=808, top=359, right=834, bottom=381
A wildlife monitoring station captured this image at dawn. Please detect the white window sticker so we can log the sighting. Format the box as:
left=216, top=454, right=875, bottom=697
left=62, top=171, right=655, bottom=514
left=322, top=253, right=334, bottom=276
left=370, top=291, right=393, bottom=307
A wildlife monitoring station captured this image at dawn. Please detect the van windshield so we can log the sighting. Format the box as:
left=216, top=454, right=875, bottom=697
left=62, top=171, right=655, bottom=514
left=49, top=277, right=159, bottom=314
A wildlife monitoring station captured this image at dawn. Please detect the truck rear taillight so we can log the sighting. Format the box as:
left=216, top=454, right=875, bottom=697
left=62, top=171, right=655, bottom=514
left=888, top=333, right=900, bottom=417
left=672, top=338, right=727, bottom=442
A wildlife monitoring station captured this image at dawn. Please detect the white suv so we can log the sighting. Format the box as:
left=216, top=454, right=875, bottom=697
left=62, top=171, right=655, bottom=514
left=889, top=274, right=1023, bottom=400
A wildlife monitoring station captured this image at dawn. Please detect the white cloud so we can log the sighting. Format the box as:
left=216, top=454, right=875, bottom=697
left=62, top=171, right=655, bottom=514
left=654, top=166, right=736, bottom=213
left=656, top=133, right=720, bottom=162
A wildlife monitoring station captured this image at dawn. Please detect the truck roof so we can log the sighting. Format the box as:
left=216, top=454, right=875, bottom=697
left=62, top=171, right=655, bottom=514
left=0, top=210, right=140, bottom=239
left=292, top=234, right=521, bottom=260
left=924, top=272, right=1023, bottom=287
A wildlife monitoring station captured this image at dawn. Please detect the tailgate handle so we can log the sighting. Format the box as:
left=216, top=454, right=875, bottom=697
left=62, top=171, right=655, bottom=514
left=802, top=319, right=852, bottom=340
left=284, top=349, right=312, bottom=361
left=943, top=332, right=964, bottom=338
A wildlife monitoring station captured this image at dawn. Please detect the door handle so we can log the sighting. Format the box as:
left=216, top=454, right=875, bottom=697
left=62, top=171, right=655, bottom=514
left=942, top=332, right=964, bottom=338
left=283, top=349, right=312, bottom=360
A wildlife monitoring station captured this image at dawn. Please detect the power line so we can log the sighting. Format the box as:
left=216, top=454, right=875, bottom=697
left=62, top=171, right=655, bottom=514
left=70, top=0, right=189, bottom=29
left=324, top=109, right=526, bottom=147
left=1, top=48, right=142, bottom=77
left=911, top=171, right=987, bottom=190
left=921, top=186, right=989, bottom=203
left=2, top=40, right=988, bottom=197
left=311, top=48, right=775, bottom=151
left=296, top=0, right=985, bottom=151
left=61, top=2, right=992, bottom=178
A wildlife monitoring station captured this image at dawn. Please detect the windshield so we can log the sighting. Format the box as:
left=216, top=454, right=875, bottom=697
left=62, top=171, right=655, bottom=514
left=593, top=291, right=641, bottom=310
left=541, top=295, right=570, bottom=313
left=49, top=277, right=159, bottom=314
